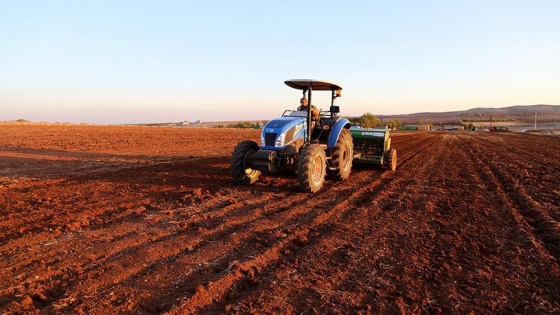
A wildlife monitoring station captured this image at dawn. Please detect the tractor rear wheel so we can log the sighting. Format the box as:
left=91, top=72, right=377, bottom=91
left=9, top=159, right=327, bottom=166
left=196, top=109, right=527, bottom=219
left=385, top=148, right=397, bottom=171
left=231, top=140, right=261, bottom=184
left=298, top=144, right=326, bottom=192
left=328, top=128, right=353, bottom=180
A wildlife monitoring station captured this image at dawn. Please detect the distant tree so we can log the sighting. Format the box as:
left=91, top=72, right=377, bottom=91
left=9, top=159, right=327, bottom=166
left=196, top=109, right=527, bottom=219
left=15, top=119, right=30, bottom=123
left=227, top=122, right=261, bottom=129
left=358, top=113, right=380, bottom=128
left=387, top=119, right=402, bottom=129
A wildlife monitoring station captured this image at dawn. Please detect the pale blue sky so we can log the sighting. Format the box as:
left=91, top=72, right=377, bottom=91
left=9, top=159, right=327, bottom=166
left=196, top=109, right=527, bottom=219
left=1, top=0, right=559, bottom=124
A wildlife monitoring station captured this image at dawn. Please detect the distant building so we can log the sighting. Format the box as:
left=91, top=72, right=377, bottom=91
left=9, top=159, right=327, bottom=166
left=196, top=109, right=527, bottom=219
left=443, top=125, right=464, bottom=131
left=399, top=125, right=430, bottom=131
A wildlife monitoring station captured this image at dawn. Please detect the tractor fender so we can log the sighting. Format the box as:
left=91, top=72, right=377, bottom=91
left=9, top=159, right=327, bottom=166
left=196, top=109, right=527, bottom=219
left=327, top=118, right=351, bottom=148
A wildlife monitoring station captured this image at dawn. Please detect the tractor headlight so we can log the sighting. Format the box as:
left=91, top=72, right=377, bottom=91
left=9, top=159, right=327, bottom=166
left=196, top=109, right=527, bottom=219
left=275, top=132, right=285, bottom=147
left=260, top=133, right=265, bottom=147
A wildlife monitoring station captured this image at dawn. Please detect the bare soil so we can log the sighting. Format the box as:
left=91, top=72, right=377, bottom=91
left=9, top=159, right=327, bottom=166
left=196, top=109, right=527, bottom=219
left=1, top=124, right=559, bottom=314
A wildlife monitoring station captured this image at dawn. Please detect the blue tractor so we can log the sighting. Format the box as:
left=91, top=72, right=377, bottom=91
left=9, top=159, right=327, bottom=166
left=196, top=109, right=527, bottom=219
left=231, top=79, right=353, bottom=192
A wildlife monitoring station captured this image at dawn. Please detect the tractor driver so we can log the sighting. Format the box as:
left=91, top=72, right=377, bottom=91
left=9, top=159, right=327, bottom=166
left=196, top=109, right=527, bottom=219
left=298, top=97, right=320, bottom=121
left=298, top=97, right=321, bottom=130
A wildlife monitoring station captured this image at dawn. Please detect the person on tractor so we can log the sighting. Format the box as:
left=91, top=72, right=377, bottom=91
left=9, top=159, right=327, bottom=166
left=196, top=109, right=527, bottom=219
left=298, top=97, right=321, bottom=130
left=298, top=97, right=320, bottom=120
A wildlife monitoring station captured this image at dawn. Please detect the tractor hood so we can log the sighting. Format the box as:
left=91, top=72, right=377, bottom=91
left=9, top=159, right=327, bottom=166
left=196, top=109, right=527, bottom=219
left=261, top=117, right=306, bottom=149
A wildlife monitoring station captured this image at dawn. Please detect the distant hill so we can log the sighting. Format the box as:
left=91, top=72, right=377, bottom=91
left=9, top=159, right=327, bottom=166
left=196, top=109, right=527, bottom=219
left=123, top=104, right=560, bottom=130
left=378, top=104, right=560, bottom=128
left=460, top=104, right=560, bottom=115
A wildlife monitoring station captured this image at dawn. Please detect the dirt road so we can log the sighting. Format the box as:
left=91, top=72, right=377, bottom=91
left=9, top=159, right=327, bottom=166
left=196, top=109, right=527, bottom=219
left=1, top=124, right=559, bottom=314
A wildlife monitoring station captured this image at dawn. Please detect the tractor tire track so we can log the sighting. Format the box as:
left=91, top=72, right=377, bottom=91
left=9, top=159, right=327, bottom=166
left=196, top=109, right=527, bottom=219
left=31, top=143, right=412, bottom=313
left=464, top=134, right=560, bottom=262
left=170, top=132, right=443, bottom=314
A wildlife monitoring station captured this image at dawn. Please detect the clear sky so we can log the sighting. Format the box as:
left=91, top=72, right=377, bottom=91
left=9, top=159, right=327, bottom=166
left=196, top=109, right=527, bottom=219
left=1, top=0, right=559, bottom=124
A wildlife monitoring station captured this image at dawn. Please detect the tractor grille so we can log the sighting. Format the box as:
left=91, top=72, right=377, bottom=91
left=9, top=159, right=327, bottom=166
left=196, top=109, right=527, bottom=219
left=265, top=133, right=277, bottom=146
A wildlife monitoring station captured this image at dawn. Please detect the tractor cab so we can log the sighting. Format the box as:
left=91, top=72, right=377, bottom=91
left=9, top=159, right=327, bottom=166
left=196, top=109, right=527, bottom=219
left=283, top=79, right=343, bottom=143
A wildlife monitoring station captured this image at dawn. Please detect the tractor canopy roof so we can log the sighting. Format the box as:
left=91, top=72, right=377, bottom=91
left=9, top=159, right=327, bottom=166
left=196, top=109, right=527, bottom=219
left=284, top=79, right=342, bottom=91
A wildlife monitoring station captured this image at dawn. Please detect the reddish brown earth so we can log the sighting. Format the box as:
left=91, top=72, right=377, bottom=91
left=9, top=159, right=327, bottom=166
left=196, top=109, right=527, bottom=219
left=1, top=124, right=559, bottom=314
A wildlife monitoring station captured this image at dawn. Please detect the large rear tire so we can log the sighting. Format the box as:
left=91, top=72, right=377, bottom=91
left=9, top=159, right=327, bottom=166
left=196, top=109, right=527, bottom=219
left=327, top=128, right=353, bottom=180
left=231, top=140, right=261, bottom=184
left=385, top=148, right=397, bottom=171
left=298, top=144, right=326, bottom=193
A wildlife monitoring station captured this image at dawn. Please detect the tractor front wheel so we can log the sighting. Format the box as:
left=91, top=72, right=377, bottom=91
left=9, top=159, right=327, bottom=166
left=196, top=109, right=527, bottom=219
left=328, top=128, right=353, bottom=180
left=231, top=140, right=261, bottom=184
left=298, top=144, right=326, bottom=193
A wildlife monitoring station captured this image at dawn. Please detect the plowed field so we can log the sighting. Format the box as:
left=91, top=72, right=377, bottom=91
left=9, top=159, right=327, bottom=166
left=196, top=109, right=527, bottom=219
left=1, top=124, right=559, bottom=314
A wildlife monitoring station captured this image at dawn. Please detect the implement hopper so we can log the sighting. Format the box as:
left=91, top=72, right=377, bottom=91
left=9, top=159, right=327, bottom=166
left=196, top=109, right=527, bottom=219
left=350, top=127, right=397, bottom=171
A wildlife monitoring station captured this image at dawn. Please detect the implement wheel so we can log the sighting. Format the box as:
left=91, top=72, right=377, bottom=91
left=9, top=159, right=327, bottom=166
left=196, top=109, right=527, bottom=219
left=385, top=148, right=397, bottom=171
left=298, top=144, right=326, bottom=193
